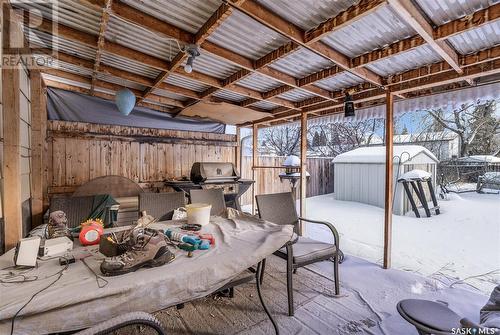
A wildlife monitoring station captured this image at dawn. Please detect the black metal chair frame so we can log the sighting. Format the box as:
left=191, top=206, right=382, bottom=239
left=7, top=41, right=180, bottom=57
left=256, top=192, right=341, bottom=317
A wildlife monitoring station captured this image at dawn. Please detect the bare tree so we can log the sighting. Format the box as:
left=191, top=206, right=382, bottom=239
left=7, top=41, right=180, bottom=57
left=426, top=100, right=499, bottom=157
left=260, top=125, right=301, bottom=156
left=309, top=119, right=384, bottom=157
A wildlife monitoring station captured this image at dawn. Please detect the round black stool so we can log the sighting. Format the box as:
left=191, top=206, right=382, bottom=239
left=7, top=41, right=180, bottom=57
left=397, top=299, right=462, bottom=335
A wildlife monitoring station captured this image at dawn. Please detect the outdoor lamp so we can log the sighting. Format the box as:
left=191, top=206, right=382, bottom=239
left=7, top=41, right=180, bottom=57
left=344, top=92, right=355, bottom=117
left=115, top=88, right=136, bottom=116
left=184, top=44, right=200, bottom=74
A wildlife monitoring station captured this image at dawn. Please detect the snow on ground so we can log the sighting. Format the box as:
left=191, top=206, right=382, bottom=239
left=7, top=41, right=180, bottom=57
left=304, top=191, right=500, bottom=294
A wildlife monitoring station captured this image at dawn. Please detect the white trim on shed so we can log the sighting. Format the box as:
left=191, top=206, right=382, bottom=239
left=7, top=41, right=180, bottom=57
left=333, top=145, right=439, bottom=215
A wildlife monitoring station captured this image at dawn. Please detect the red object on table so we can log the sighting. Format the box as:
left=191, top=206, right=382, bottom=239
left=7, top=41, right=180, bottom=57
left=197, top=233, right=215, bottom=246
left=79, top=223, right=104, bottom=246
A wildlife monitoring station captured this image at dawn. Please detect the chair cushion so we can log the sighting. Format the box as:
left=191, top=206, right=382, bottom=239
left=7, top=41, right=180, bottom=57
left=398, top=299, right=462, bottom=331
left=276, top=236, right=336, bottom=265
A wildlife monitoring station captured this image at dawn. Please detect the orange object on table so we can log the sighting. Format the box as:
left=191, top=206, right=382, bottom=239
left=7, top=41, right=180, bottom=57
left=79, top=222, right=104, bottom=246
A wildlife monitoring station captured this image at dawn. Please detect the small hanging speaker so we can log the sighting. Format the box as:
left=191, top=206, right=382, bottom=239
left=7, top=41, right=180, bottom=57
left=344, top=93, right=355, bottom=117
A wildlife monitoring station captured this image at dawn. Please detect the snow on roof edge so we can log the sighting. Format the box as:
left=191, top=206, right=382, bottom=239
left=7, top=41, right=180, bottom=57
left=332, top=145, right=438, bottom=164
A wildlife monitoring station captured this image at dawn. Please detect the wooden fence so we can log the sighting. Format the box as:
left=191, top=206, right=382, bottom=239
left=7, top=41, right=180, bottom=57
left=46, top=121, right=236, bottom=197
left=239, top=156, right=334, bottom=206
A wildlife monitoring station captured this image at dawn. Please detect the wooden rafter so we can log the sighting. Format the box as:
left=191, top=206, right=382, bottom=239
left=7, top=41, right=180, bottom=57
left=21, top=0, right=499, bottom=120
left=387, top=0, right=462, bottom=74
left=90, top=0, right=112, bottom=94
left=230, top=0, right=384, bottom=86
left=250, top=45, right=500, bottom=125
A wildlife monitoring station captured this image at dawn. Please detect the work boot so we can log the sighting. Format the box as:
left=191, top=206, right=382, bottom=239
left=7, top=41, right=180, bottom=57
left=100, top=228, right=175, bottom=276
left=47, top=211, right=73, bottom=240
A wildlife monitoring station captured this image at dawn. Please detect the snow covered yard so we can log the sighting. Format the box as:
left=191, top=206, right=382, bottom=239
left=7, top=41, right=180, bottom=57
left=305, top=191, right=500, bottom=294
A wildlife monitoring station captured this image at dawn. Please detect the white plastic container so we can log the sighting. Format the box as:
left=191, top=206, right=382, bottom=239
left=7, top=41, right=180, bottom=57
left=186, top=203, right=212, bottom=226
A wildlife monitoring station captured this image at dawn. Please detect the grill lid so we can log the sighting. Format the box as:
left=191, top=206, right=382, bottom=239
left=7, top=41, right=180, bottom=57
left=190, top=162, right=240, bottom=184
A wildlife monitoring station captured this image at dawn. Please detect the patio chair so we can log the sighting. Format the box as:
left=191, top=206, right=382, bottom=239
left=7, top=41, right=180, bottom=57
left=189, top=189, right=226, bottom=216
left=139, top=192, right=186, bottom=221
left=256, top=192, right=340, bottom=316
left=398, top=285, right=500, bottom=335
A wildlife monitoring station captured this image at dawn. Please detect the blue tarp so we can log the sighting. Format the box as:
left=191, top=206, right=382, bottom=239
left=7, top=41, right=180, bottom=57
left=47, top=88, right=225, bottom=133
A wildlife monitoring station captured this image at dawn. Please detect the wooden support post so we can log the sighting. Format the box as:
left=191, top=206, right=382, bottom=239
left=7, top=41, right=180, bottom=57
left=383, top=91, right=394, bottom=269
left=252, top=124, right=258, bottom=215
left=2, top=63, right=22, bottom=250
left=299, top=112, right=307, bottom=235
left=30, top=71, right=46, bottom=227
left=235, top=126, right=241, bottom=173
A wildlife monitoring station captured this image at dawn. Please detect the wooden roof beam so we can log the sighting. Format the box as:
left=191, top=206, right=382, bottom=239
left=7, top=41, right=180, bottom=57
left=304, top=0, right=386, bottom=44
left=250, top=46, right=500, bottom=124
left=37, top=48, right=202, bottom=99
left=352, top=3, right=500, bottom=68
left=90, top=0, right=112, bottom=94
left=41, top=68, right=185, bottom=108
left=230, top=0, right=384, bottom=86
left=387, top=0, right=462, bottom=74
left=140, top=3, right=239, bottom=102
left=30, top=13, right=170, bottom=70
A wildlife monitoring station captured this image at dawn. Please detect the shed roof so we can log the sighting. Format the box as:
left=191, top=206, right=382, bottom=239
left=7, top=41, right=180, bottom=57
left=332, top=145, right=438, bottom=164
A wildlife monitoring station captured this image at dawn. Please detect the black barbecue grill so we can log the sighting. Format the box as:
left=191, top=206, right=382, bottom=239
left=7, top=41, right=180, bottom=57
left=164, top=162, right=254, bottom=211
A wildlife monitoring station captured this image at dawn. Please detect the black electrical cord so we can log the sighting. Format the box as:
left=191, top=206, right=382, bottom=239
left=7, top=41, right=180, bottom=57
left=9, top=261, right=69, bottom=335
left=255, top=261, right=279, bottom=335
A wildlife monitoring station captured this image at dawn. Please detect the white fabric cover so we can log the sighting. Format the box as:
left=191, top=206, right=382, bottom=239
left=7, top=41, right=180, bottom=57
left=0, top=212, right=293, bottom=334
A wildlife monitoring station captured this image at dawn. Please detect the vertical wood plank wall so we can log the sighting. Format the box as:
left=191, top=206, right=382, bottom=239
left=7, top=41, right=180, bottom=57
left=240, top=156, right=334, bottom=206
left=46, top=121, right=237, bottom=196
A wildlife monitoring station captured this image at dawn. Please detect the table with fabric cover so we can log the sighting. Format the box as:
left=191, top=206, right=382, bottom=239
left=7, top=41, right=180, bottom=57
left=0, top=211, right=294, bottom=334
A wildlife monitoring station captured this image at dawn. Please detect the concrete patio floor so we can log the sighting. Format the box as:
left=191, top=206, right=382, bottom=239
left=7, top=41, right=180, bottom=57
left=113, top=255, right=488, bottom=335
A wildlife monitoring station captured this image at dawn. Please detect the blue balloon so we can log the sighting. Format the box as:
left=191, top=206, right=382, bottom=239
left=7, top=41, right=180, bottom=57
left=115, top=88, right=136, bottom=116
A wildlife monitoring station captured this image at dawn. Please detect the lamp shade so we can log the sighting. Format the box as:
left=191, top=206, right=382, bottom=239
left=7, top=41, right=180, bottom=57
left=115, top=88, right=136, bottom=116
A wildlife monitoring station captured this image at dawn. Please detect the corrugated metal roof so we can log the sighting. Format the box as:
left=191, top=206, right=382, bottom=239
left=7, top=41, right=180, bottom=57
left=96, top=72, right=147, bottom=91
left=235, top=73, right=283, bottom=92
left=119, top=0, right=221, bottom=34
left=46, top=59, right=94, bottom=77
left=207, top=10, right=290, bottom=60
left=255, top=0, right=358, bottom=31
left=42, top=74, right=91, bottom=89
left=164, top=73, right=211, bottom=92
left=142, top=99, right=175, bottom=109
left=313, top=72, right=365, bottom=91
left=249, top=100, right=280, bottom=110
left=152, top=88, right=189, bottom=101
left=94, top=87, right=117, bottom=96
left=277, top=89, right=315, bottom=102
left=26, top=29, right=97, bottom=60
left=185, top=51, right=240, bottom=79
left=366, top=45, right=442, bottom=77
left=414, top=0, right=499, bottom=26
left=321, top=4, right=416, bottom=58
left=447, top=21, right=500, bottom=55
left=213, top=89, right=247, bottom=102
left=106, top=15, right=181, bottom=61
left=13, top=0, right=101, bottom=36
left=100, top=51, right=161, bottom=79
left=269, top=47, right=335, bottom=78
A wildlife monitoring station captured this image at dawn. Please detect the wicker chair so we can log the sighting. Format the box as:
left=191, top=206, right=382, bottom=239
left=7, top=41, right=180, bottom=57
left=49, top=196, right=96, bottom=228
left=139, top=192, right=186, bottom=221
left=256, top=192, right=341, bottom=316
left=189, top=189, right=226, bottom=216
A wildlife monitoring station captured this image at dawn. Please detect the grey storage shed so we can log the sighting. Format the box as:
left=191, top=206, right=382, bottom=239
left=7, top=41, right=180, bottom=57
left=332, top=145, right=439, bottom=215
